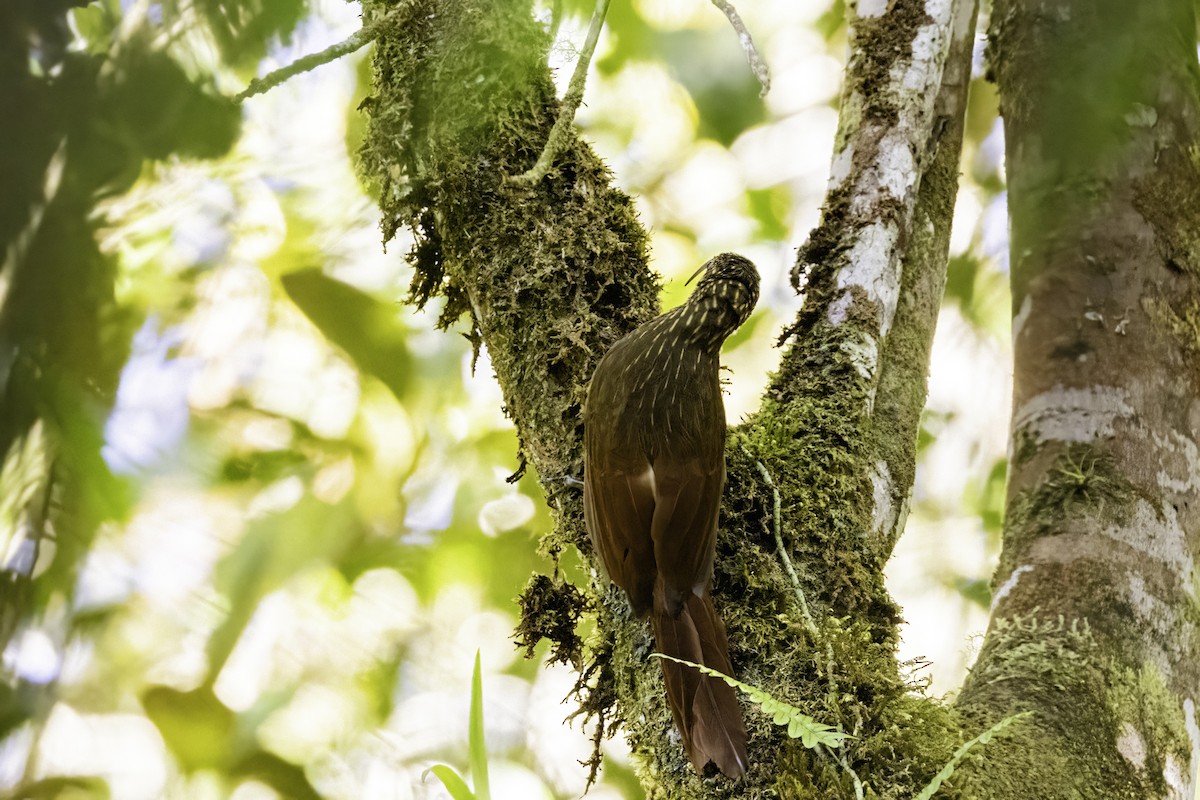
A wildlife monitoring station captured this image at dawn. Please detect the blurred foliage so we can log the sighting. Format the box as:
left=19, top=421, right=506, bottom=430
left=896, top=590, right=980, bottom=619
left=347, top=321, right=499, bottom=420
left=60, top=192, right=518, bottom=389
left=0, top=0, right=1012, bottom=797
left=281, top=268, right=414, bottom=401
left=599, top=2, right=766, bottom=145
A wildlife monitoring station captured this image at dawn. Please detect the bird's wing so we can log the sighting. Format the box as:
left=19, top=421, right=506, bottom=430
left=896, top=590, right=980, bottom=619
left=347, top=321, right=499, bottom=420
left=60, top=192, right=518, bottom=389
left=584, top=455, right=657, bottom=616
left=648, top=453, right=724, bottom=616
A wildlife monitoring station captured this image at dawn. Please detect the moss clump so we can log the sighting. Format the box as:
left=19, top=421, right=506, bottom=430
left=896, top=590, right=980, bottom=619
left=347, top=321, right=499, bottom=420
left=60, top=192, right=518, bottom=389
left=847, top=1, right=933, bottom=123
left=957, top=615, right=1187, bottom=798
left=1106, top=663, right=1192, bottom=794
left=515, top=574, right=586, bottom=666
left=1143, top=295, right=1200, bottom=355
left=1007, top=443, right=1134, bottom=536
left=1010, top=426, right=1039, bottom=468
left=959, top=616, right=1108, bottom=797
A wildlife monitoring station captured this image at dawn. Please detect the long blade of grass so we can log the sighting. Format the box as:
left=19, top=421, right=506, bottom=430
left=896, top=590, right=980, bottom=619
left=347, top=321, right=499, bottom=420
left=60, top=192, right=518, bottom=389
left=469, top=650, right=491, bottom=800
left=425, top=765, right=476, bottom=800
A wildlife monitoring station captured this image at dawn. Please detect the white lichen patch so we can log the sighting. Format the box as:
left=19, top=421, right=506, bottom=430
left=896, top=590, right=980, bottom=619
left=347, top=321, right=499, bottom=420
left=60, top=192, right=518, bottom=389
left=837, top=220, right=901, bottom=336
left=874, top=128, right=918, bottom=201
left=856, top=0, right=888, bottom=19
left=1104, top=499, right=1194, bottom=584
left=897, top=16, right=948, bottom=96
left=829, top=143, right=855, bottom=188
left=870, top=460, right=897, bottom=540
left=1124, top=103, right=1158, bottom=128
left=1012, top=385, right=1134, bottom=444
left=828, top=290, right=855, bottom=327
left=1116, top=721, right=1147, bottom=769
left=1164, top=753, right=1191, bottom=800
left=1012, top=294, right=1033, bottom=341
left=1125, top=574, right=1176, bottom=671
left=1152, top=429, right=1200, bottom=494
left=1186, top=699, right=1200, bottom=795
left=839, top=333, right=879, bottom=383
left=894, top=491, right=912, bottom=546
left=991, top=565, right=1034, bottom=611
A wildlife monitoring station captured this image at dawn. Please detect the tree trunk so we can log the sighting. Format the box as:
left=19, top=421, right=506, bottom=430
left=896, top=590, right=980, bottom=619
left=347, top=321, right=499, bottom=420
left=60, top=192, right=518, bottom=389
left=956, top=1, right=1200, bottom=797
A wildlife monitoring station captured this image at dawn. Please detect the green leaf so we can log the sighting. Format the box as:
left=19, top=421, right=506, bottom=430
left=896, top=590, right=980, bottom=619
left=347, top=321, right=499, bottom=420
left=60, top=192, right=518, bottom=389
left=220, top=448, right=308, bottom=484
left=105, top=46, right=241, bottom=161
left=282, top=269, right=413, bottom=401
left=0, top=681, right=37, bottom=742
left=815, top=0, right=846, bottom=40
left=71, top=5, right=118, bottom=54
left=232, top=749, right=322, bottom=800
left=425, top=764, right=477, bottom=800
left=746, top=187, right=791, bottom=241
left=15, top=776, right=111, bottom=799
left=660, top=29, right=766, bottom=146
left=207, top=495, right=356, bottom=676
left=914, top=712, right=1033, bottom=800
left=191, top=0, right=308, bottom=71
left=141, top=686, right=236, bottom=771
left=722, top=308, right=767, bottom=351
left=651, top=654, right=850, bottom=749
left=469, top=650, right=491, bottom=800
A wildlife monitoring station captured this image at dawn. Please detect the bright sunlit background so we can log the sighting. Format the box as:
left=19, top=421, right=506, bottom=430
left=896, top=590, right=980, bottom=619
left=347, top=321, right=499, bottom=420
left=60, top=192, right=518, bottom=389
left=1, top=0, right=1012, bottom=797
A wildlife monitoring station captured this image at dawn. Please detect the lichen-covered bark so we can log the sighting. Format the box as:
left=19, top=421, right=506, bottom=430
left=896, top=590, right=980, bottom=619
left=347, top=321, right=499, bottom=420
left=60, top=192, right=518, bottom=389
left=956, top=1, right=1200, bottom=797
left=358, top=0, right=983, bottom=796
left=784, top=0, right=974, bottom=562
left=723, top=1, right=981, bottom=796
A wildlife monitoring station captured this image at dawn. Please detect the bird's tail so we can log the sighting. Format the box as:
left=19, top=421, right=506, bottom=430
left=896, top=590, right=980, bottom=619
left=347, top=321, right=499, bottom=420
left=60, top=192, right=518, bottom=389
left=651, top=593, right=749, bottom=777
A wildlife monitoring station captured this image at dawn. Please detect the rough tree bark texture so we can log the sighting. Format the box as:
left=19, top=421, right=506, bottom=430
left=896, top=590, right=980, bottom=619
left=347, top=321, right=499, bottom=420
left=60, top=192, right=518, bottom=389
left=956, top=1, right=1200, bottom=798
left=357, top=0, right=983, bottom=797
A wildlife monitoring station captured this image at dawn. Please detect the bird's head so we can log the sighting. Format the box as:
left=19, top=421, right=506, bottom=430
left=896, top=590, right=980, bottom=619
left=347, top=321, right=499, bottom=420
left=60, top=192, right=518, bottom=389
left=686, top=252, right=760, bottom=329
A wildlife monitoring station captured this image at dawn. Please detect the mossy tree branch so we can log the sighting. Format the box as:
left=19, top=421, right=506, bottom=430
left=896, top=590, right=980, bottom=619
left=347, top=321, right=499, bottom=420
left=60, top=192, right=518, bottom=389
left=358, top=0, right=985, bottom=796
left=234, top=3, right=419, bottom=102
left=719, top=0, right=981, bottom=795
left=508, top=0, right=612, bottom=187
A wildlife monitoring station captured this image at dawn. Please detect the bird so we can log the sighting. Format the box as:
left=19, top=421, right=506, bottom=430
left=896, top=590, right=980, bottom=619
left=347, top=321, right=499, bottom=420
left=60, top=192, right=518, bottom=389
left=583, top=252, right=759, bottom=777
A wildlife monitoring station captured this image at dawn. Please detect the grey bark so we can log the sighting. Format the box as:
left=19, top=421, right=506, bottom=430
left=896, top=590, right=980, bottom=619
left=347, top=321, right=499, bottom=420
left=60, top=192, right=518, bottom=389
left=956, top=1, right=1200, bottom=797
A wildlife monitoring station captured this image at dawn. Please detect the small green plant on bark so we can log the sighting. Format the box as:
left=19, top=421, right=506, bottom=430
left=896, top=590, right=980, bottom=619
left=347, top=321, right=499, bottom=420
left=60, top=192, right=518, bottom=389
left=912, top=713, right=1033, bottom=800
left=657, top=654, right=1032, bottom=799
left=652, top=653, right=850, bottom=748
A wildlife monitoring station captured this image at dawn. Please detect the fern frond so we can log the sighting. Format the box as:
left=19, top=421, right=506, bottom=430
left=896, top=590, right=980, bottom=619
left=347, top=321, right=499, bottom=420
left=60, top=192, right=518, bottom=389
left=652, top=653, right=850, bottom=749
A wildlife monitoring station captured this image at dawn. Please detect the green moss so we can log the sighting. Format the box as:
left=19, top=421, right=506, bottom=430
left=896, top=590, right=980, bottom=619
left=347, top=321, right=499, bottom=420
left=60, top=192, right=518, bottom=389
left=957, top=617, right=1200, bottom=798
left=1007, top=444, right=1134, bottom=536
left=999, top=444, right=1138, bottom=582
left=358, top=1, right=975, bottom=795
left=359, top=0, right=659, bottom=486
left=514, top=574, right=586, bottom=666
left=1011, top=427, right=1039, bottom=468
left=848, top=1, right=933, bottom=123
left=358, top=1, right=660, bottom=772
left=722, top=321, right=960, bottom=798
left=1143, top=295, right=1200, bottom=355
left=1106, top=664, right=1192, bottom=794
left=787, top=181, right=855, bottom=342
left=957, top=615, right=1146, bottom=798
